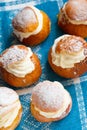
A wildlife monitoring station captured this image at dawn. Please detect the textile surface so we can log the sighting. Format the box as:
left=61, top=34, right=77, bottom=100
left=0, top=0, right=87, bottom=130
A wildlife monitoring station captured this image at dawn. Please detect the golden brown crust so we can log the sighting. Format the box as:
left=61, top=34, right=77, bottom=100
left=58, top=20, right=87, bottom=38
left=31, top=102, right=72, bottom=122
left=48, top=49, right=87, bottom=78
left=0, top=54, right=42, bottom=87
left=0, top=106, right=22, bottom=130
left=12, top=6, right=39, bottom=33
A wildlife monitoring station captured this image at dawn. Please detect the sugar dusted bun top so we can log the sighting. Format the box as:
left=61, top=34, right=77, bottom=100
left=12, top=6, right=38, bottom=32
left=55, top=35, right=86, bottom=54
left=0, top=87, right=18, bottom=106
left=12, top=5, right=43, bottom=33
left=12, top=5, right=43, bottom=41
left=32, top=80, right=71, bottom=112
left=65, top=0, right=87, bottom=21
left=0, top=45, right=28, bottom=67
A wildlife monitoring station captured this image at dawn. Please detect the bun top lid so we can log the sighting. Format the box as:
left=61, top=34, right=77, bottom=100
left=12, top=6, right=40, bottom=32
left=0, top=45, right=29, bottom=68
left=32, top=80, right=68, bottom=112
left=0, top=87, right=18, bottom=107
left=65, top=0, right=87, bottom=21
left=55, top=35, right=86, bottom=54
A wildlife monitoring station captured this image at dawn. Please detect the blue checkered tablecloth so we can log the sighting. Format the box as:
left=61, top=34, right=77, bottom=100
left=0, top=0, right=87, bottom=130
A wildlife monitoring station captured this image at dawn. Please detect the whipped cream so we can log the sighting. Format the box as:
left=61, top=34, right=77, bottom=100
left=0, top=100, right=21, bottom=128
left=34, top=90, right=71, bottom=118
left=5, top=47, right=35, bottom=77
left=60, top=2, right=87, bottom=25
left=51, top=35, right=85, bottom=68
left=13, top=5, right=43, bottom=41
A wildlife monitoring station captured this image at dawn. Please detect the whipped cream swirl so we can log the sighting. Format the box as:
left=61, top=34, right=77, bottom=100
left=0, top=87, right=21, bottom=128
left=0, top=100, right=21, bottom=128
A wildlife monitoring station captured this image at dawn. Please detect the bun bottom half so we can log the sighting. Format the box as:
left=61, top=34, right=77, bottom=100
left=58, top=20, right=87, bottom=38
left=31, top=102, right=72, bottom=122
left=48, top=49, right=87, bottom=78
left=0, top=54, right=42, bottom=87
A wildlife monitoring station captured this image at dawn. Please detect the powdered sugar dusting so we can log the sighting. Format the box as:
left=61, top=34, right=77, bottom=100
left=0, top=87, right=18, bottom=106
left=57, top=35, right=84, bottom=53
left=13, top=6, right=38, bottom=28
left=0, top=45, right=27, bottom=68
left=32, top=81, right=66, bottom=111
left=65, top=0, right=87, bottom=21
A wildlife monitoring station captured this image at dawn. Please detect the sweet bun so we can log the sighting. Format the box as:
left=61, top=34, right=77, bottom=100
left=12, top=5, right=51, bottom=46
left=31, top=80, right=72, bottom=122
left=0, top=45, right=42, bottom=87
left=48, top=35, right=87, bottom=78
left=0, top=87, right=22, bottom=130
left=58, top=0, right=87, bottom=38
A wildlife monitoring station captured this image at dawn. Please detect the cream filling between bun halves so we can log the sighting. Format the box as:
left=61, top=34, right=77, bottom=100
left=13, top=6, right=43, bottom=41
left=5, top=47, right=35, bottom=77
left=0, top=100, right=21, bottom=128
left=60, top=2, right=87, bottom=25
left=51, top=35, right=85, bottom=68
left=34, top=90, right=71, bottom=118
